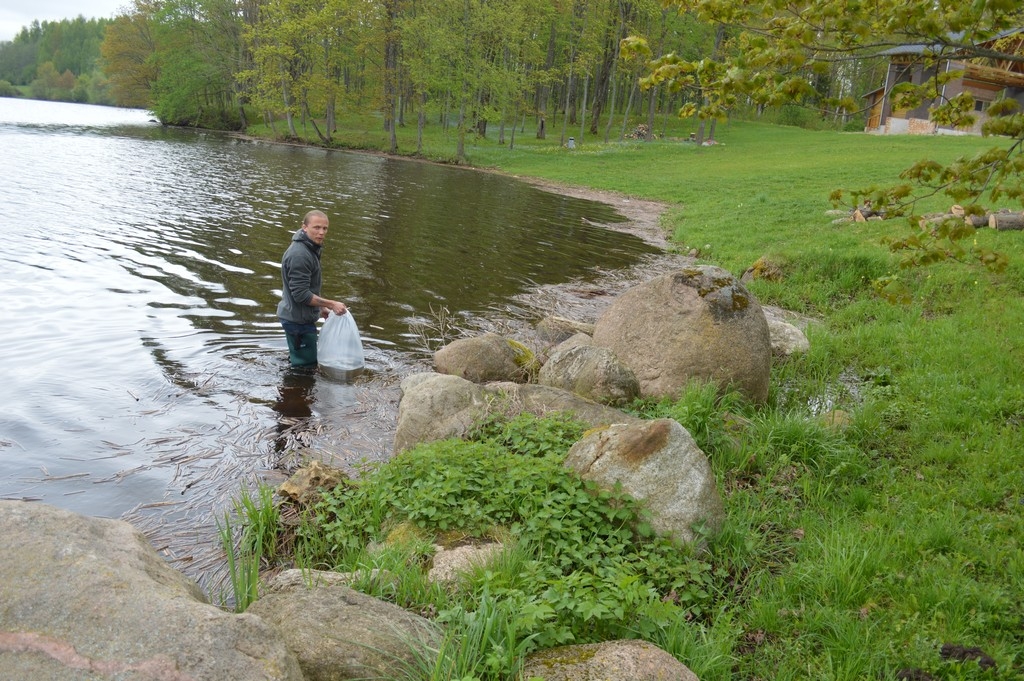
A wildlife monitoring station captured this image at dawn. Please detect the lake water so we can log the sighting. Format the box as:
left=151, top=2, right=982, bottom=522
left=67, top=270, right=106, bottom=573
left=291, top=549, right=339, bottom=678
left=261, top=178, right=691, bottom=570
left=0, top=98, right=660, bottom=589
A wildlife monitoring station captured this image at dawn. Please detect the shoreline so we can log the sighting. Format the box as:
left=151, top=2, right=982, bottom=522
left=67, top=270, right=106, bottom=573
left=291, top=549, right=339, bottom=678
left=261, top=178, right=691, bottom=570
left=132, top=130, right=689, bottom=596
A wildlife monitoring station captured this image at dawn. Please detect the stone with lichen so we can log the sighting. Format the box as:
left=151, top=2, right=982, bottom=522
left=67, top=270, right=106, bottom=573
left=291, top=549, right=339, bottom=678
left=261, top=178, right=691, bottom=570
left=592, top=265, right=771, bottom=403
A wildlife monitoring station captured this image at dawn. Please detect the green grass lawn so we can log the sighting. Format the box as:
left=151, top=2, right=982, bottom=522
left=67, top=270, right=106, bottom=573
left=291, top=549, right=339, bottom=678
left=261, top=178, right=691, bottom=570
left=244, top=114, right=1024, bottom=680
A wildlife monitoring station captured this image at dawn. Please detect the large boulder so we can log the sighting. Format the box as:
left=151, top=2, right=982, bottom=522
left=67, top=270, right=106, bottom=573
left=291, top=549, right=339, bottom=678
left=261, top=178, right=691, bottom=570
left=394, top=373, right=641, bottom=453
left=592, top=266, right=771, bottom=403
left=564, top=419, right=724, bottom=543
left=522, top=639, right=699, bottom=681
left=484, top=382, right=643, bottom=430
left=0, top=500, right=303, bottom=681
left=394, top=372, right=492, bottom=452
left=249, top=571, right=439, bottom=681
left=538, top=344, right=640, bottom=406
left=434, top=333, right=525, bottom=383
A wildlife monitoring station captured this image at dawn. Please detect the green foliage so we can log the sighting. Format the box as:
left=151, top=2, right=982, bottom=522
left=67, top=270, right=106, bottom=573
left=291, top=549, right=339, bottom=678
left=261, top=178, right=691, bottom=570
left=295, top=414, right=722, bottom=669
left=742, top=410, right=865, bottom=483
left=0, top=16, right=114, bottom=104
left=145, top=0, right=245, bottom=127
left=216, top=513, right=259, bottom=612
left=468, top=411, right=586, bottom=459
left=638, top=0, right=1024, bottom=282
left=0, top=17, right=109, bottom=83
left=433, top=588, right=536, bottom=681
left=762, top=104, right=836, bottom=131
left=217, top=484, right=280, bottom=611
left=626, top=379, right=745, bottom=454
left=317, top=439, right=551, bottom=543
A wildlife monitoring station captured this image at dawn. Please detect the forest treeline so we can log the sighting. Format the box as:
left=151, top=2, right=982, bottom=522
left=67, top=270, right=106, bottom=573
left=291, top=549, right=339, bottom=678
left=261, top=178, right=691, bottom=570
left=0, top=0, right=883, bottom=151
left=0, top=17, right=113, bottom=104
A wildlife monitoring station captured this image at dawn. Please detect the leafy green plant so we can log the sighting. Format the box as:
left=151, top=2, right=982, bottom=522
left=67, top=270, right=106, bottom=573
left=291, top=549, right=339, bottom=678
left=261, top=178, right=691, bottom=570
left=468, top=411, right=587, bottom=459
left=294, top=416, right=723, bottom=674
left=627, top=379, right=745, bottom=455
left=217, top=484, right=279, bottom=611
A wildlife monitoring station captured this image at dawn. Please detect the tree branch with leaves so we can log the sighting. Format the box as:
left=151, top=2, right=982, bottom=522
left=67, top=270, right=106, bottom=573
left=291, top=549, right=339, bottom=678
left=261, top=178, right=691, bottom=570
left=626, top=0, right=1024, bottom=292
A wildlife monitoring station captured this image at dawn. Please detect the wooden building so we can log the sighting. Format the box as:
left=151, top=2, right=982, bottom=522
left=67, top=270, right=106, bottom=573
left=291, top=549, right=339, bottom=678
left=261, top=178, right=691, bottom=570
left=865, top=30, right=1024, bottom=135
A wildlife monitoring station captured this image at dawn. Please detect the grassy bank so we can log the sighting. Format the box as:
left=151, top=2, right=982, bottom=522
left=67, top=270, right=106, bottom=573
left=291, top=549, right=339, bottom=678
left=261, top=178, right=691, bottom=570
left=235, top=116, right=1024, bottom=680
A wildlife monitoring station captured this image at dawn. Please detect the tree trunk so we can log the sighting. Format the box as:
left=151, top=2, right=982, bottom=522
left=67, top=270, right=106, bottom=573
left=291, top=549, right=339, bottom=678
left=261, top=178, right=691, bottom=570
left=603, top=68, right=618, bottom=143
left=510, top=105, right=517, bottom=150
left=536, top=21, right=557, bottom=139
left=382, top=0, right=399, bottom=152
left=304, top=101, right=329, bottom=144
left=282, top=74, right=297, bottom=138
left=645, top=85, right=657, bottom=140
left=456, top=99, right=467, bottom=163
left=560, top=69, right=574, bottom=146
left=579, top=75, right=588, bottom=143
left=660, top=92, right=674, bottom=138
left=591, top=0, right=634, bottom=135
left=619, top=78, right=637, bottom=140
left=416, top=92, right=426, bottom=154
left=325, top=93, right=335, bottom=140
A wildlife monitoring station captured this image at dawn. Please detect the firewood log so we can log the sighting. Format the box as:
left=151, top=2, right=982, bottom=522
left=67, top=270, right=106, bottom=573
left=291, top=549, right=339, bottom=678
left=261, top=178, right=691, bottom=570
left=989, top=213, right=1024, bottom=231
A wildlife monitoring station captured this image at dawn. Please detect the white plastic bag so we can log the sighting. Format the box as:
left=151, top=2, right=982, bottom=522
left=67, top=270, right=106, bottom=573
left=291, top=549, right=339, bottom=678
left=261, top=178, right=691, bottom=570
left=318, top=311, right=364, bottom=371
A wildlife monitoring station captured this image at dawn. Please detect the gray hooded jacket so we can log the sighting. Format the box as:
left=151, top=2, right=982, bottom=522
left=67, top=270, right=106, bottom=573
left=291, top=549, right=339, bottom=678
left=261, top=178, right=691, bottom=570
left=277, top=228, right=323, bottom=325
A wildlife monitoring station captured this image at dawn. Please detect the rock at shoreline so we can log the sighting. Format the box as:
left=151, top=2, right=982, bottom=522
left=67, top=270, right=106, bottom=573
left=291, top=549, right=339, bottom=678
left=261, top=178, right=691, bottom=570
left=538, top=343, right=640, bottom=407
left=248, top=572, right=440, bottom=681
left=536, top=315, right=596, bottom=344
left=394, top=372, right=641, bottom=453
left=0, top=500, right=303, bottom=681
left=434, top=332, right=525, bottom=383
left=564, top=419, right=724, bottom=543
left=592, top=265, right=771, bottom=403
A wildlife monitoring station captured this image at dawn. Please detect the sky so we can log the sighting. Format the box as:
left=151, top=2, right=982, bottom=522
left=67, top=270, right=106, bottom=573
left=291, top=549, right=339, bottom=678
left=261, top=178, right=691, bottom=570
left=0, top=0, right=127, bottom=42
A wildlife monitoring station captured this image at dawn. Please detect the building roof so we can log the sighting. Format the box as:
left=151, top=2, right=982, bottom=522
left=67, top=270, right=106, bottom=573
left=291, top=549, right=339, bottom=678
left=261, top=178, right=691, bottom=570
left=878, top=28, right=1023, bottom=57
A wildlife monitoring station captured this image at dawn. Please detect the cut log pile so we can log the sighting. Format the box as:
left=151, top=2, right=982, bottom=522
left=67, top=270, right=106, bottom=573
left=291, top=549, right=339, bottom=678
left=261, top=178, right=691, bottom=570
left=919, top=205, right=1024, bottom=231
left=831, top=203, right=1024, bottom=231
left=826, top=202, right=886, bottom=223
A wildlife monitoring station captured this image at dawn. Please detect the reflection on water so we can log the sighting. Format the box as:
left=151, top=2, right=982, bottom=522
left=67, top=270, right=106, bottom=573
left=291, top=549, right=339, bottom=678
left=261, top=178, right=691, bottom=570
left=271, top=367, right=364, bottom=454
left=0, top=98, right=661, bottom=592
left=273, top=369, right=316, bottom=452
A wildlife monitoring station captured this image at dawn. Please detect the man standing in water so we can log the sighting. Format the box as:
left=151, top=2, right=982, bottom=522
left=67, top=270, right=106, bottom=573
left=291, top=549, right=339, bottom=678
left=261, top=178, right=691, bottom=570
left=278, top=209, right=348, bottom=367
